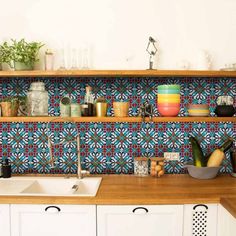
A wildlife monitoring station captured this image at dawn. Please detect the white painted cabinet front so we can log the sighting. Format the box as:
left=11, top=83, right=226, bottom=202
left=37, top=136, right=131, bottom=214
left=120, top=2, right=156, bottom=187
left=217, top=204, right=236, bottom=236
left=10, top=204, right=96, bottom=236
left=97, top=205, right=183, bottom=236
left=183, top=204, right=218, bottom=236
left=0, top=204, right=10, bottom=236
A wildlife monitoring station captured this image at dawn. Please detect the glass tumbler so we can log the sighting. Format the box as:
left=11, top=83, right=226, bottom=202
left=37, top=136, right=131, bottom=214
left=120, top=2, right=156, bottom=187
left=134, top=157, right=149, bottom=177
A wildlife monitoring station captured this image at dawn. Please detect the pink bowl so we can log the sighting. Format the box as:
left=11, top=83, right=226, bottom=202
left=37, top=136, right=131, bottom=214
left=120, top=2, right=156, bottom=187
left=158, top=105, right=180, bottom=117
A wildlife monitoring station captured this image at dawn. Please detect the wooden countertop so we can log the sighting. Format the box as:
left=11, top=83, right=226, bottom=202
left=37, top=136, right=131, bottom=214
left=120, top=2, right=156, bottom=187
left=0, top=174, right=236, bottom=204
left=0, top=174, right=236, bottom=217
left=220, top=198, right=236, bottom=219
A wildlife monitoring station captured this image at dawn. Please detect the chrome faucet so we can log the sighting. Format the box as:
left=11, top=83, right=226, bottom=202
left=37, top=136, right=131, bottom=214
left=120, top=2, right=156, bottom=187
left=46, top=117, right=88, bottom=179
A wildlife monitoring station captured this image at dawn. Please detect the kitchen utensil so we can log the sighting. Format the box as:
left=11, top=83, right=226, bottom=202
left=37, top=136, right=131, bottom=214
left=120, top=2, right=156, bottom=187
left=113, top=102, right=129, bottom=117
left=214, top=105, right=236, bottom=117
left=185, top=164, right=220, bottom=179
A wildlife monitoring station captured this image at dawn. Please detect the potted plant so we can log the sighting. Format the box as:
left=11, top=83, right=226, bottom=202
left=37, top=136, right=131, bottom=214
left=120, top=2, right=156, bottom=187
left=0, top=97, right=20, bottom=117
left=11, top=39, right=44, bottom=70
left=0, top=41, right=13, bottom=70
left=0, top=39, right=44, bottom=71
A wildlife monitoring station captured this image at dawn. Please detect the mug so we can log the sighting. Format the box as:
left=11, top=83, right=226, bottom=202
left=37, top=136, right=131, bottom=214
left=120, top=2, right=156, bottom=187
left=113, top=102, right=129, bottom=117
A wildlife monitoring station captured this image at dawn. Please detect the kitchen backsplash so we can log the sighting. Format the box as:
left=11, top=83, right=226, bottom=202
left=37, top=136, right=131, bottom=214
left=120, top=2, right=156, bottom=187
left=0, top=77, right=235, bottom=174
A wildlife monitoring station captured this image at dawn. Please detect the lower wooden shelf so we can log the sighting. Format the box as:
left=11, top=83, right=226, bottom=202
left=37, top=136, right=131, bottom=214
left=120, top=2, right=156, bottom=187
left=0, top=116, right=235, bottom=123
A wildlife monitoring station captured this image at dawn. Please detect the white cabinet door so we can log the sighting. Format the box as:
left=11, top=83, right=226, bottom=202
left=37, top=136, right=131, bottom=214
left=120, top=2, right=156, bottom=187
left=183, top=204, right=218, bottom=236
left=97, top=205, right=183, bottom=236
left=0, top=204, right=10, bottom=236
left=11, top=204, right=96, bottom=236
left=218, top=204, right=236, bottom=236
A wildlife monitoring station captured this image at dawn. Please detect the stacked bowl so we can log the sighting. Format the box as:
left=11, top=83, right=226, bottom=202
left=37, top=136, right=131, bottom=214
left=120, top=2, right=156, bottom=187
left=157, top=84, right=181, bottom=117
left=188, top=104, right=210, bottom=117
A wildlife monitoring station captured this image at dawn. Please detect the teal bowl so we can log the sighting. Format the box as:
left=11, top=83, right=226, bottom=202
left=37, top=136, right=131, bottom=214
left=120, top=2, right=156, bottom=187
left=158, top=84, right=181, bottom=91
left=158, top=85, right=181, bottom=94
left=158, top=89, right=180, bottom=94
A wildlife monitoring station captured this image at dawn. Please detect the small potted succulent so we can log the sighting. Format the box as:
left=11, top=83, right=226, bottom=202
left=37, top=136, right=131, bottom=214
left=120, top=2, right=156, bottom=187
left=0, top=39, right=44, bottom=71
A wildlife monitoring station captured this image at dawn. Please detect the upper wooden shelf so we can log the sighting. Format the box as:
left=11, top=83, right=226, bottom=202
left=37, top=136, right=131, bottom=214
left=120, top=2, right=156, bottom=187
left=0, top=116, right=235, bottom=123
left=0, top=69, right=236, bottom=78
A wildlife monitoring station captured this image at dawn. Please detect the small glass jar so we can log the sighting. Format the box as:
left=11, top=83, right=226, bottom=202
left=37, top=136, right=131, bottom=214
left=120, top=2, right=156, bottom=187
left=134, top=157, right=149, bottom=177
left=45, top=49, right=54, bottom=71
left=27, top=82, right=49, bottom=116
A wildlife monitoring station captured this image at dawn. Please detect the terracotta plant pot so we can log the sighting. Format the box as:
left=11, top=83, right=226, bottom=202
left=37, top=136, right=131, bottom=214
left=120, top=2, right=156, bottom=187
left=0, top=100, right=19, bottom=117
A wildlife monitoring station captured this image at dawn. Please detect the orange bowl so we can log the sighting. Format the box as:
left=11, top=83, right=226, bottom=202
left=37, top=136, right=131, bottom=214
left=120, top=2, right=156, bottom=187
left=158, top=105, right=180, bottom=117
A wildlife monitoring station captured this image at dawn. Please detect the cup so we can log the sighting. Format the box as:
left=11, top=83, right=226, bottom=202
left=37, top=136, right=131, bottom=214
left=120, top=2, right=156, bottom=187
left=113, top=102, right=129, bottom=117
left=71, top=103, right=81, bottom=117
left=230, top=151, right=236, bottom=173
left=60, top=97, right=71, bottom=117
left=96, top=102, right=108, bottom=117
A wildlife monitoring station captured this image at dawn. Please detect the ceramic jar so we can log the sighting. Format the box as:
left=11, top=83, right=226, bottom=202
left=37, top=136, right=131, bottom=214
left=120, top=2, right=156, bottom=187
left=27, top=82, right=49, bottom=116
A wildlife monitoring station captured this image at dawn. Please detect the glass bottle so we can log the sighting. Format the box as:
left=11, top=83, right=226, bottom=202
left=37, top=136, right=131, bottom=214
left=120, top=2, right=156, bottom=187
left=84, top=86, right=95, bottom=116
left=44, top=49, right=54, bottom=71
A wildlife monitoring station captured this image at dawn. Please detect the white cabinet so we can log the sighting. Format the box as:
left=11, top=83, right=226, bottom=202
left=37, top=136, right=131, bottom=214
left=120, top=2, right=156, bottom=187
left=218, top=204, right=236, bottom=236
left=97, top=205, right=183, bottom=236
left=183, top=204, right=218, bottom=236
left=0, top=204, right=10, bottom=236
left=11, top=204, right=96, bottom=236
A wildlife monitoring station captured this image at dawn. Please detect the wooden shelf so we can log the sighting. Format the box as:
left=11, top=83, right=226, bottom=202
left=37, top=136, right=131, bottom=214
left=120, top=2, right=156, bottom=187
left=0, top=69, right=236, bottom=78
left=0, top=116, right=235, bottom=123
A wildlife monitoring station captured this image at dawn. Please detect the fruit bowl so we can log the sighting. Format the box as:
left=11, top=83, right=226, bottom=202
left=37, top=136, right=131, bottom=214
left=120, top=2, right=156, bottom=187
left=185, top=164, right=220, bottom=179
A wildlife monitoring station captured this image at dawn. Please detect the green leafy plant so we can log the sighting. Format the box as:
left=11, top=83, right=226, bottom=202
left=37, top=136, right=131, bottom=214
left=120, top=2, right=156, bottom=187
left=11, top=39, right=44, bottom=67
left=0, top=39, right=44, bottom=68
left=0, top=41, right=12, bottom=65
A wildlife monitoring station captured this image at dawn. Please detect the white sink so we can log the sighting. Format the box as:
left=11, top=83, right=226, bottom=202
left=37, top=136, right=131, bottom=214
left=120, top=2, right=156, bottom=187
left=0, top=179, right=35, bottom=195
left=0, top=177, right=102, bottom=197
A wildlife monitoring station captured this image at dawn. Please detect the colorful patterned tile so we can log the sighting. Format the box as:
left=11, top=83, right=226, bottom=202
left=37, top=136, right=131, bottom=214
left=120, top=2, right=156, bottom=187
left=0, top=77, right=235, bottom=174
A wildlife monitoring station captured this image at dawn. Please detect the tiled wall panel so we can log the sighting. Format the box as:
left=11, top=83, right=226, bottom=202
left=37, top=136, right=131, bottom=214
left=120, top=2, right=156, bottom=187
left=0, top=77, right=235, bottom=174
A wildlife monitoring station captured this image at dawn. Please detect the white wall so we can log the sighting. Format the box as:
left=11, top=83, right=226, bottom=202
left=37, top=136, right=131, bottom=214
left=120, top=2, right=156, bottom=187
left=0, top=0, right=236, bottom=70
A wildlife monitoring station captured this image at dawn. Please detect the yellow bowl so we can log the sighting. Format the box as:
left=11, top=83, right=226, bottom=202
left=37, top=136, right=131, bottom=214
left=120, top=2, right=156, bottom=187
left=188, top=109, right=210, bottom=113
left=158, top=98, right=181, bottom=103
left=158, top=94, right=180, bottom=100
